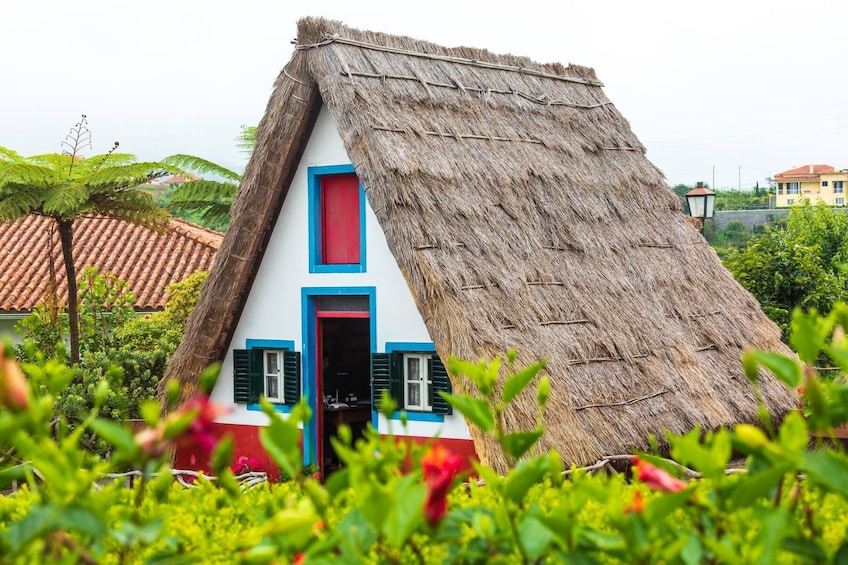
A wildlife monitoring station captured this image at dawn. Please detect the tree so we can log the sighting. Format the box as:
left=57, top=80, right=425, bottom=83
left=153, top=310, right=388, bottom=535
left=0, top=115, right=172, bottom=364
left=161, top=125, right=256, bottom=231
left=722, top=202, right=848, bottom=334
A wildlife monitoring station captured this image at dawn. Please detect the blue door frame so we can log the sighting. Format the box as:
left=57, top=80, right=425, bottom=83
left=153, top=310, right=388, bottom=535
left=300, top=286, right=376, bottom=467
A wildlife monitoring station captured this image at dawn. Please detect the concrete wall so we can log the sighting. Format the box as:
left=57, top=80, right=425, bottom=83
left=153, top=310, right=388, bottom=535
left=712, top=209, right=790, bottom=231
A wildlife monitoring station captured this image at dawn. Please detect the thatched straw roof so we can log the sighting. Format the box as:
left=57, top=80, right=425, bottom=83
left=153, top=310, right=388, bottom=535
left=163, top=17, right=797, bottom=471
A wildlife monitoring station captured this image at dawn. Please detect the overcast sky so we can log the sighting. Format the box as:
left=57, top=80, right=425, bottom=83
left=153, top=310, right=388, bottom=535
left=4, top=0, right=847, bottom=191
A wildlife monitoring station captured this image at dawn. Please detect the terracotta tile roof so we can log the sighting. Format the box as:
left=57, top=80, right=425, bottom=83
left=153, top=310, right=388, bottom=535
left=773, top=164, right=836, bottom=180
left=0, top=215, right=222, bottom=313
left=163, top=173, right=200, bottom=184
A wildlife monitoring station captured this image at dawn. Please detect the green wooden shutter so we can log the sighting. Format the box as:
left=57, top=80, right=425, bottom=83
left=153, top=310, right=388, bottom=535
left=247, top=349, right=264, bottom=403
left=233, top=349, right=250, bottom=403
left=283, top=350, right=301, bottom=405
left=371, top=352, right=402, bottom=409
left=430, top=354, right=453, bottom=415
left=233, top=348, right=264, bottom=403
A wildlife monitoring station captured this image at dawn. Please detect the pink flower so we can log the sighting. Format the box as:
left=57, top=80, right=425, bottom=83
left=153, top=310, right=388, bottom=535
left=0, top=343, right=30, bottom=412
left=421, top=444, right=463, bottom=525
left=632, top=457, right=686, bottom=492
left=177, top=396, right=230, bottom=454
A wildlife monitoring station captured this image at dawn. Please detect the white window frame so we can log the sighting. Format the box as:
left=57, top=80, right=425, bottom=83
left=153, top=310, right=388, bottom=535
left=834, top=181, right=844, bottom=193
left=837, top=197, right=845, bottom=206
left=264, top=349, right=284, bottom=402
left=403, top=353, right=433, bottom=412
left=786, top=182, right=801, bottom=195
left=787, top=198, right=795, bottom=205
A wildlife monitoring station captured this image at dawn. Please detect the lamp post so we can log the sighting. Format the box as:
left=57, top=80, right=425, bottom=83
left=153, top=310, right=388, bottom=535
left=686, top=181, right=716, bottom=235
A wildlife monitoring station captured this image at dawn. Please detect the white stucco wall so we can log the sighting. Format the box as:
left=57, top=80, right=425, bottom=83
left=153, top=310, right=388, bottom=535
left=210, top=106, right=470, bottom=441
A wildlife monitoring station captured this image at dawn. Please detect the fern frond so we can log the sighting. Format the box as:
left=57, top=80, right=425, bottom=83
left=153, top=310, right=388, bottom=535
left=0, top=147, right=27, bottom=164
left=0, top=183, right=45, bottom=220
left=76, top=152, right=139, bottom=172
left=28, top=153, right=79, bottom=172
left=161, top=154, right=241, bottom=182
left=168, top=180, right=237, bottom=204
left=42, top=181, right=90, bottom=216
left=87, top=191, right=170, bottom=230
left=235, top=126, right=256, bottom=157
left=85, top=163, right=174, bottom=192
left=0, top=162, right=60, bottom=186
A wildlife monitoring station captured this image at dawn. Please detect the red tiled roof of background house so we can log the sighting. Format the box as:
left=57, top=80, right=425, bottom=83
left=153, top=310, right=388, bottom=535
left=0, top=215, right=222, bottom=313
left=773, top=164, right=836, bottom=180
left=162, top=173, right=200, bottom=184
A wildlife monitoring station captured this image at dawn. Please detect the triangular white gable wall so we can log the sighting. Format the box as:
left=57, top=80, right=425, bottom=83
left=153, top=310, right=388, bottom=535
left=210, top=106, right=470, bottom=441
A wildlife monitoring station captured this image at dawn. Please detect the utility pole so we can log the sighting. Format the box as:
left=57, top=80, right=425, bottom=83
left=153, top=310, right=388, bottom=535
left=738, top=166, right=742, bottom=190
left=712, top=165, right=715, bottom=189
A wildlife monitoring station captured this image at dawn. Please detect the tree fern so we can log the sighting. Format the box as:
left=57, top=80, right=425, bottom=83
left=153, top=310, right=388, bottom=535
left=43, top=181, right=90, bottom=217
left=161, top=154, right=241, bottom=182
left=0, top=115, right=175, bottom=363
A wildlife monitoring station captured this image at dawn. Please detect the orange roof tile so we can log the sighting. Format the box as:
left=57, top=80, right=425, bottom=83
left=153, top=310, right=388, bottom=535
left=773, top=164, right=836, bottom=180
left=0, top=215, right=221, bottom=313
left=163, top=173, right=200, bottom=184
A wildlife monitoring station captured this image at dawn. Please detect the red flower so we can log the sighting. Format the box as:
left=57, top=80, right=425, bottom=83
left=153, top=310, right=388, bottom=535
left=632, top=457, right=686, bottom=492
left=421, top=444, right=463, bottom=525
left=624, top=490, right=645, bottom=514
left=797, top=386, right=805, bottom=395
left=293, top=553, right=306, bottom=565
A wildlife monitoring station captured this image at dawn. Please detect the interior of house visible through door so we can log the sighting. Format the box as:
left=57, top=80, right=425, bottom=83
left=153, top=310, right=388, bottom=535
left=313, top=297, right=371, bottom=474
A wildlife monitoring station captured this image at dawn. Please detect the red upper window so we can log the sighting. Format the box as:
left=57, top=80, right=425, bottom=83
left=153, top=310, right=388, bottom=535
left=320, top=173, right=360, bottom=264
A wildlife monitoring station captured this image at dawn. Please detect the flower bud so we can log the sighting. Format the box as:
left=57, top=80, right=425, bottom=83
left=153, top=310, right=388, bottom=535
left=0, top=344, right=31, bottom=412
left=735, top=424, right=768, bottom=450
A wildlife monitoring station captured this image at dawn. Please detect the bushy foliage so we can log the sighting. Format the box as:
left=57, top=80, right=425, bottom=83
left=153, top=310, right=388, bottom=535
left=112, top=271, right=208, bottom=357
left=723, top=202, right=848, bottom=335
left=2, top=307, right=848, bottom=562
left=13, top=268, right=206, bottom=455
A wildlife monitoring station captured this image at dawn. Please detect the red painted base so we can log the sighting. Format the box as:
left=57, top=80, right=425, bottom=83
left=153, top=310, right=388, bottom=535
left=173, top=423, right=478, bottom=482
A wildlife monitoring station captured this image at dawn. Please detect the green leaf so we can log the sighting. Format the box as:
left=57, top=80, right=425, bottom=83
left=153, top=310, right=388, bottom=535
left=502, top=359, right=546, bottom=404
left=382, top=474, right=425, bottom=547
left=504, top=456, right=548, bottom=503
left=790, top=308, right=832, bottom=365
left=745, top=350, right=802, bottom=388
left=500, top=429, right=544, bottom=460
left=334, top=508, right=378, bottom=554
left=777, top=410, right=809, bottom=454
left=440, top=393, right=494, bottom=432
left=87, top=417, right=138, bottom=454
left=801, top=451, right=848, bottom=496
left=643, top=487, right=692, bottom=523
left=518, top=515, right=554, bottom=559
left=726, top=462, right=792, bottom=509
left=752, top=507, right=790, bottom=565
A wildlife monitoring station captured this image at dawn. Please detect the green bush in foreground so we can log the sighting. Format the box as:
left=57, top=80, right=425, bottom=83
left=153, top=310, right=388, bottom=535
left=0, top=306, right=847, bottom=563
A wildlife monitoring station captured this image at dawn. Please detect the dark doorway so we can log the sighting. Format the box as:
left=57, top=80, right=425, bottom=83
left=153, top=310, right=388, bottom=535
left=318, top=316, right=371, bottom=472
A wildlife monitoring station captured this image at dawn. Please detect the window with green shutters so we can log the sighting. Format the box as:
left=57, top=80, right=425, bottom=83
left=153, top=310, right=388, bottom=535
left=233, top=347, right=301, bottom=405
left=371, top=351, right=452, bottom=414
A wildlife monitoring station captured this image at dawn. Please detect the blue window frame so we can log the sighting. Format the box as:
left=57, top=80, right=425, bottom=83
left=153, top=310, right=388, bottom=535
left=307, top=164, right=367, bottom=273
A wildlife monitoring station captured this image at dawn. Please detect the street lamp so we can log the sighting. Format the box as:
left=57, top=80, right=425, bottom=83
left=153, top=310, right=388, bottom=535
left=686, top=182, right=716, bottom=234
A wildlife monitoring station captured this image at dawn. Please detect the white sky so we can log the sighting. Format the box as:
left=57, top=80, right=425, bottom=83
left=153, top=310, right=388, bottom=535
left=4, top=0, right=847, bottom=191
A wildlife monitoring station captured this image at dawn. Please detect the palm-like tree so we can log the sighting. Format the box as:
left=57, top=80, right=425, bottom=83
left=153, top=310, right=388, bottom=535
left=0, top=115, right=173, bottom=364
left=161, top=125, right=256, bottom=231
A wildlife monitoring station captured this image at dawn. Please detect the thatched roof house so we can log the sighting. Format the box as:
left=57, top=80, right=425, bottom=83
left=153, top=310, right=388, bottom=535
left=163, top=17, right=796, bottom=472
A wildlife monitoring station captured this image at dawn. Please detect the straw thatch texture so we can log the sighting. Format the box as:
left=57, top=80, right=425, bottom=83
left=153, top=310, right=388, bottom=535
left=163, top=17, right=797, bottom=472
